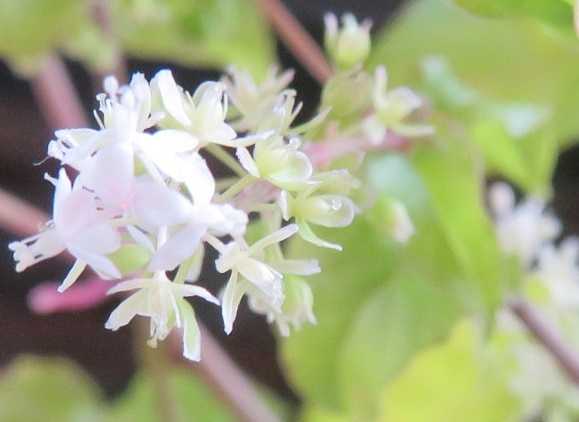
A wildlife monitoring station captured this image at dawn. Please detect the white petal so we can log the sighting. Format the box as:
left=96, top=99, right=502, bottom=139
left=108, top=278, right=154, bottom=294
left=236, top=147, right=260, bottom=177
left=54, top=190, right=99, bottom=239
left=221, top=272, right=246, bottom=334
left=184, top=154, right=216, bottom=205
left=105, top=289, right=148, bottom=330
left=57, top=259, right=87, bottom=292
left=68, top=222, right=121, bottom=255
left=152, top=130, right=199, bottom=153
left=70, top=247, right=121, bottom=279
left=271, top=259, right=321, bottom=275
left=127, top=225, right=156, bottom=253
left=186, top=245, right=205, bottom=282
left=237, top=258, right=280, bottom=293
left=178, top=299, right=201, bottom=361
left=249, top=224, right=298, bottom=254
left=297, top=220, right=342, bottom=251
left=152, top=70, right=191, bottom=126
left=148, top=225, right=206, bottom=272
left=77, top=143, right=134, bottom=210
left=52, top=168, right=72, bottom=219
left=132, top=179, right=193, bottom=228
left=172, top=284, right=219, bottom=305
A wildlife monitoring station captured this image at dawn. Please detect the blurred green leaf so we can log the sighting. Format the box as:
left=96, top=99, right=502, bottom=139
left=379, top=320, right=520, bottom=422
left=106, top=369, right=234, bottom=422
left=281, top=219, right=396, bottom=409
left=452, top=0, right=573, bottom=35
left=370, top=0, right=579, bottom=150
left=337, top=275, right=460, bottom=420
left=113, top=0, right=274, bottom=79
left=421, top=56, right=557, bottom=195
left=0, top=356, right=103, bottom=422
left=0, top=0, right=274, bottom=78
left=411, top=136, right=505, bottom=315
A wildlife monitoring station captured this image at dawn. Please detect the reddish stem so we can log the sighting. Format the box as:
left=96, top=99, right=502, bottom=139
left=255, top=0, right=332, bottom=84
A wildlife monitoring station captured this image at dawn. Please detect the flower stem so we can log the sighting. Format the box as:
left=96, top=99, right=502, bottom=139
left=218, top=175, right=256, bottom=202
left=206, top=144, right=247, bottom=177
left=137, top=321, right=180, bottom=422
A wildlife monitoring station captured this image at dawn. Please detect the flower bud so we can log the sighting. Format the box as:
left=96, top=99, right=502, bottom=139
left=368, top=197, right=415, bottom=243
left=321, top=70, right=372, bottom=120
left=324, top=13, right=372, bottom=69
left=281, top=276, right=316, bottom=328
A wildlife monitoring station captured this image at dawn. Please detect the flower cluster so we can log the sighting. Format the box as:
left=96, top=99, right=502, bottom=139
left=8, top=68, right=358, bottom=361
left=8, top=14, right=433, bottom=361
left=489, top=182, right=579, bottom=416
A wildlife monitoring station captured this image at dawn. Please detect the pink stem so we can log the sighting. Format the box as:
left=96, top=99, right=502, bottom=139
left=255, top=0, right=332, bottom=84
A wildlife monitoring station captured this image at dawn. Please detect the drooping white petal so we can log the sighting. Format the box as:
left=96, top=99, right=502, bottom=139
left=178, top=299, right=201, bottom=361
left=249, top=224, right=298, bottom=254
left=108, top=278, right=154, bottom=294
left=221, top=272, right=246, bottom=334
left=237, top=258, right=281, bottom=297
left=236, top=147, right=260, bottom=177
left=105, top=289, right=149, bottom=330
left=52, top=168, right=72, bottom=219
left=126, top=225, right=156, bottom=253
left=297, top=219, right=342, bottom=251
left=57, top=259, right=87, bottom=293
left=186, top=245, right=205, bottom=282
left=148, top=224, right=206, bottom=272
left=172, top=284, right=219, bottom=305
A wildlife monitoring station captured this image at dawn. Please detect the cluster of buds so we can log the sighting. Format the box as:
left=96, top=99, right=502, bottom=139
left=8, top=14, right=433, bottom=361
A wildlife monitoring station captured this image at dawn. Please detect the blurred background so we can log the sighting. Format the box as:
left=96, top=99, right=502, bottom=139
left=2, top=0, right=579, bottom=421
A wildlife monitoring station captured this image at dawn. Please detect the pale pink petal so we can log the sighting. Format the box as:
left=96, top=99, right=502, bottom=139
left=148, top=225, right=206, bottom=272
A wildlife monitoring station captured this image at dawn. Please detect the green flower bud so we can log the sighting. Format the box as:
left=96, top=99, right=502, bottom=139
left=109, top=244, right=151, bottom=275
left=324, top=13, right=372, bottom=69
left=321, top=70, right=372, bottom=120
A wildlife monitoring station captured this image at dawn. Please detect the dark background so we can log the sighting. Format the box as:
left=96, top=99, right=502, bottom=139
left=1, top=0, right=578, bottom=406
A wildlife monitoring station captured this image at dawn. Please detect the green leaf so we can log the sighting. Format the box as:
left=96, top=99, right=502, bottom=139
left=379, top=320, right=520, bottom=422
left=281, top=219, right=396, bottom=409
left=453, top=0, right=574, bottom=35
left=0, top=356, right=103, bottom=422
left=113, top=0, right=274, bottom=79
left=370, top=0, right=579, bottom=149
left=106, top=369, right=234, bottom=422
left=411, top=137, right=505, bottom=315
left=337, top=275, right=460, bottom=420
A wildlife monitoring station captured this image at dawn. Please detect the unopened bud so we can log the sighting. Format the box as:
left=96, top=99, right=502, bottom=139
left=324, top=13, right=372, bottom=69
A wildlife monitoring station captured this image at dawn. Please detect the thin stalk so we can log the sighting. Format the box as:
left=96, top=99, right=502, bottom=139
left=137, top=321, right=179, bottom=422
left=206, top=144, right=247, bottom=177
left=509, top=299, right=579, bottom=384
left=31, top=55, right=89, bottom=129
left=218, top=175, right=256, bottom=202
left=255, top=0, right=332, bottom=84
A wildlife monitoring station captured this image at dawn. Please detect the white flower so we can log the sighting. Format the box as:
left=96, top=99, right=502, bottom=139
left=223, top=66, right=295, bottom=132
left=363, top=66, right=434, bottom=144
left=279, top=176, right=356, bottom=250
left=489, top=182, right=561, bottom=268
left=247, top=275, right=316, bottom=336
left=236, top=135, right=313, bottom=191
left=147, top=167, right=249, bottom=272
left=324, top=13, right=372, bottom=69
left=76, top=142, right=194, bottom=230
left=536, top=238, right=579, bottom=310
left=9, top=169, right=121, bottom=292
left=211, top=224, right=300, bottom=334
left=151, top=70, right=242, bottom=147
left=48, top=73, right=157, bottom=169
left=105, top=272, right=218, bottom=361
